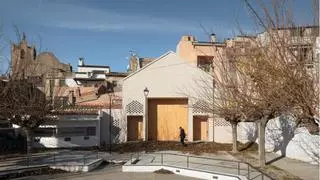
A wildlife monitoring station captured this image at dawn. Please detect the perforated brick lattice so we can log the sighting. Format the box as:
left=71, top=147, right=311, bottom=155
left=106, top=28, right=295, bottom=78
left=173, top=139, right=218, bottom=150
left=192, top=100, right=210, bottom=114
left=110, top=112, right=122, bottom=143
left=126, top=100, right=143, bottom=114
left=214, top=118, right=231, bottom=126
left=112, top=117, right=120, bottom=129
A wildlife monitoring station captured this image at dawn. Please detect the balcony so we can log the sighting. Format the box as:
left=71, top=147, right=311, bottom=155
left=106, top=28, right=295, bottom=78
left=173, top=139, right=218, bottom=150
left=289, top=36, right=315, bottom=45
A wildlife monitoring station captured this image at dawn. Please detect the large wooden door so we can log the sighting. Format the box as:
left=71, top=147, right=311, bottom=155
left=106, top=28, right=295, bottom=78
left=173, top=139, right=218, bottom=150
left=148, top=98, right=188, bottom=141
left=127, top=116, right=143, bottom=141
left=193, top=116, right=208, bottom=141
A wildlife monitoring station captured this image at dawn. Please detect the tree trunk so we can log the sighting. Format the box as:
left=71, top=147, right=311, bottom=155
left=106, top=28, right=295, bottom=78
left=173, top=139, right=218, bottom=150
left=258, top=117, right=268, bottom=167
left=231, top=121, right=238, bottom=153
left=24, top=128, right=33, bottom=166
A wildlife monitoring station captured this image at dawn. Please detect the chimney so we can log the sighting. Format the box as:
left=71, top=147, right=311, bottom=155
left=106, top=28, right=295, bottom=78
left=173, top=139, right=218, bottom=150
left=182, top=35, right=195, bottom=42
left=78, top=57, right=84, bottom=66
left=210, top=33, right=216, bottom=42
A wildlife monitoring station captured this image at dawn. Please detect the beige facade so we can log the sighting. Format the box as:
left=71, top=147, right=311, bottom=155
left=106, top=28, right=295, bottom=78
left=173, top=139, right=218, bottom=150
left=176, top=34, right=226, bottom=73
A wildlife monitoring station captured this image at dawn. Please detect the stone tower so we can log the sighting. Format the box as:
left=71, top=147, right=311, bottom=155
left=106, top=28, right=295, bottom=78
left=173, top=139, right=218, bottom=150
left=11, top=33, right=36, bottom=78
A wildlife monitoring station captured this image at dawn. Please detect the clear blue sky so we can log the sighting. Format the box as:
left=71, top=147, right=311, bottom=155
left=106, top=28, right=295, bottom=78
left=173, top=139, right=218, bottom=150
left=0, top=0, right=315, bottom=73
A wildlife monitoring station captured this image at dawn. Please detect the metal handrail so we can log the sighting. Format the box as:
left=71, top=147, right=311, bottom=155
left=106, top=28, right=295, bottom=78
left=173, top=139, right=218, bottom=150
left=129, top=152, right=274, bottom=180
left=0, top=150, right=101, bottom=168
left=154, top=152, right=243, bottom=163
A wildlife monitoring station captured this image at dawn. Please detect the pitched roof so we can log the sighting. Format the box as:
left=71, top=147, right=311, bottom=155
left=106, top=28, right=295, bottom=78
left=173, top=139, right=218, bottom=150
left=51, top=105, right=100, bottom=115
left=106, top=72, right=129, bottom=77
left=123, top=51, right=174, bottom=81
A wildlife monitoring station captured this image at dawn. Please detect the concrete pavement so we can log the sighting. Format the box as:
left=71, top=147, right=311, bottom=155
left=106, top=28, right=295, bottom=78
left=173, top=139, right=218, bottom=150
left=0, top=150, right=105, bottom=172
left=250, top=152, right=319, bottom=180
left=2, top=150, right=318, bottom=180
left=128, top=151, right=271, bottom=180
left=232, top=151, right=319, bottom=180
left=14, top=165, right=202, bottom=180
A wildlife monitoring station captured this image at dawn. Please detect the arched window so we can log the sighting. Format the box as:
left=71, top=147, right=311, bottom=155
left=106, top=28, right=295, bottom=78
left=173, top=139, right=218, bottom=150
left=20, top=49, right=25, bottom=59
left=33, top=48, right=37, bottom=60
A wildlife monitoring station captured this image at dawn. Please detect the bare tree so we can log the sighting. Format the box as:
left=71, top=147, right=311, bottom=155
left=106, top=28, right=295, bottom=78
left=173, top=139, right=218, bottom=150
left=192, top=0, right=318, bottom=167
left=240, top=0, right=319, bottom=167
left=0, top=31, right=66, bottom=161
left=0, top=80, right=51, bottom=159
left=190, top=38, right=257, bottom=153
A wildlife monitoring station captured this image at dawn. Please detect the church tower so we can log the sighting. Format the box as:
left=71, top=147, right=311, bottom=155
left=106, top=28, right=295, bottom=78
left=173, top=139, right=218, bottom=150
left=11, top=33, right=36, bottom=78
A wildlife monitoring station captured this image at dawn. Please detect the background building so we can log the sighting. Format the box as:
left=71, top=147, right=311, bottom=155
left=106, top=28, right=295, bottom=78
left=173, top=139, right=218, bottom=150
left=176, top=34, right=225, bottom=73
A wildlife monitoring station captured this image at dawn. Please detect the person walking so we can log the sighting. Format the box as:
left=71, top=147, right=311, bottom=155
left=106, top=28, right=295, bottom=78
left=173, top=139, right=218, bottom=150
left=179, top=127, right=186, bottom=146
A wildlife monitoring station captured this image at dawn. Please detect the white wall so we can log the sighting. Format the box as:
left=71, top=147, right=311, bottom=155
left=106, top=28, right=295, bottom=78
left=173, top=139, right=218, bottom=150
left=213, top=116, right=320, bottom=164
left=280, top=127, right=319, bottom=164
left=78, top=66, right=110, bottom=73
left=123, top=52, right=213, bottom=104
left=100, top=108, right=126, bottom=145
left=213, top=121, right=257, bottom=143
left=213, top=116, right=294, bottom=145
left=34, top=114, right=100, bottom=148
left=65, top=77, right=77, bottom=87
left=35, top=136, right=99, bottom=148
left=123, top=52, right=213, bottom=141
left=74, top=73, right=105, bottom=79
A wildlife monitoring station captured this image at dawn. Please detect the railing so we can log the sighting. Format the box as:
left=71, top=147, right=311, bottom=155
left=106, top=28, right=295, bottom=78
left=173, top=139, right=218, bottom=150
left=129, top=152, right=274, bottom=180
left=0, top=150, right=100, bottom=169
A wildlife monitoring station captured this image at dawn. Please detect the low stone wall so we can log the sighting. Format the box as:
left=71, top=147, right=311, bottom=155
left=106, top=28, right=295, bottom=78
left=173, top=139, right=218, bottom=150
left=123, top=164, right=247, bottom=180
left=50, top=158, right=103, bottom=172
left=214, top=116, right=319, bottom=164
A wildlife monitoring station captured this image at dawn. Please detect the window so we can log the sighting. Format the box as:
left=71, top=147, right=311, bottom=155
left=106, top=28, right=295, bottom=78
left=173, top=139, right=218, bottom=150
left=197, top=56, right=213, bottom=72
left=58, top=127, right=96, bottom=137
left=84, top=136, right=90, bottom=140
left=59, top=79, right=66, bottom=86
left=64, top=137, right=71, bottom=141
left=291, top=28, right=305, bottom=37
left=112, top=81, right=117, bottom=87
left=34, top=128, right=56, bottom=137
left=20, top=49, right=25, bottom=59
left=86, top=127, right=96, bottom=136
left=54, top=97, right=68, bottom=106
left=58, top=127, right=86, bottom=137
left=49, top=80, right=55, bottom=97
left=33, top=49, right=37, bottom=60
left=306, top=65, right=313, bottom=69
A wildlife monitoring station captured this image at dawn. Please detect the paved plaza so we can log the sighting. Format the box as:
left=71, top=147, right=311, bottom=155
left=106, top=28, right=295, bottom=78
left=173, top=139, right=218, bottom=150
left=1, top=150, right=319, bottom=180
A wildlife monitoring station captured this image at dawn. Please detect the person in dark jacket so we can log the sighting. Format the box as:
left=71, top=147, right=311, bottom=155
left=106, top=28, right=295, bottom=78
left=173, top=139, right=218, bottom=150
left=179, top=127, right=186, bottom=146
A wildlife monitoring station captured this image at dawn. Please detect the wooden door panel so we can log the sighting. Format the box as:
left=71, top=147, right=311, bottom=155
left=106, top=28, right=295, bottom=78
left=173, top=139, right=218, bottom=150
left=148, top=99, right=188, bottom=141
left=193, top=116, right=208, bottom=141
left=127, top=116, right=143, bottom=141
left=200, top=119, right=208, bottom=140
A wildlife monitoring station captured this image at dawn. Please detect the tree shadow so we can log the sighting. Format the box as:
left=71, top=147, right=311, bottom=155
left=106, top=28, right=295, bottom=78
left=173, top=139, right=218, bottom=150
left=266, top=155, right=285, bottom=165
left=266, top=115, right=296, bottom=164
left=273, top=115, right=295, bottom=156
left=239, top=141, right=257, bottom=152
left=238, top=122, right=258, bottom=152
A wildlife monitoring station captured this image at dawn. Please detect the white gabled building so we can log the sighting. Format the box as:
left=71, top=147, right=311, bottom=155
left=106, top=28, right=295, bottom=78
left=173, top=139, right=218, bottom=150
left=122, top=51, right=214, bottom=142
